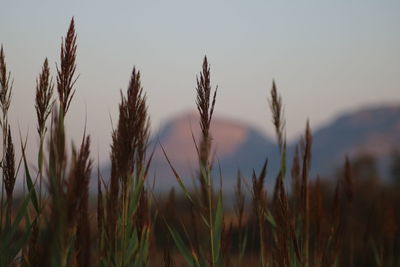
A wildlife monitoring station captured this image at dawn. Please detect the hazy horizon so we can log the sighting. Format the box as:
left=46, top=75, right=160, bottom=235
left=1, top=1, right=399, bottom=164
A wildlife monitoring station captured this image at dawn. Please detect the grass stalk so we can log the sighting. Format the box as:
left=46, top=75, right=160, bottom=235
left=35, top=58, right=54, bottom=207
left=196, top=56, right=218, bottom=266
left=0, top=45, right=13, bottom=230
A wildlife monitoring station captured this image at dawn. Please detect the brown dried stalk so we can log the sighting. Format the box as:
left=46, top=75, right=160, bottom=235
left=269, top=81, right=287, bottom=204
left=274, top=185, right=291, bottom=267
left=252, top=162, right=267, bottom=216
left=291, top=146, right=301, bottom=204
left=28, top=221, right=39, bottom=266
left=301, top=120, right=312, bottom=266
left=343, top=156, right=353, bottom=202
left=269, top=80, right=285, bottom=150
left=274, top=163, right=301, bottom=267
left=73, top=136, right=92, bottom=267
left=128, top=68, right=150, bottom=176
left=4, top=128, right=15, bottom=218
left=46, top=108, right=92, bottom=266
left=268, top=81, right=301, bottom=266
left=196, top=56, right=217, bottom=205
left=97, top=174, right=104, bottom=240
left=36, top=58, right=54, bottom=204
left=106, top=157, right=119, bottom=250
left=252, top=160, right=268, bottom=265
left=234, top=171, right=245, bottom=234
left=36, top=58, right=54, bottom=137
left=111, top=67, right=149, bottom=185
left=48, top=107, right=66, bottom=188
left=106, top=66, right=150, bottom=259
left=322, top=182, right=342, bottom=267
left=43, top=109, right=66, bottom=264
left=0, top=45, right=13, bottom=225
left=311, top=177, right=324, bottom=264
left=0, top=45, right=13, bottom=117
left=56, top=18, right=78, bottom=115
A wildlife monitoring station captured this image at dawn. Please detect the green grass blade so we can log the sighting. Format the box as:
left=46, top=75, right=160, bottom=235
left=167, top=224, right=197, bottom=267
left=160, top=143, right=194, bottom=203
left=20, top=134, right=39, bottom=213
left=13, top=188, right=35, bottom=232
left=23, top=157, right=39, bottom=214
left=0, top=190, right=36, bottom=264
left=263, top=208, right=277, bottom=228
left=124, top=229, right=139, bottom=265
left=128, top=175, right=145, bottom=216
left=135, top=226, right=150, bottom=267
left=213, top=195, right=223, bottom=265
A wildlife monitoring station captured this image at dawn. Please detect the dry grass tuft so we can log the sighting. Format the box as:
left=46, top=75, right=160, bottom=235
left=301, top=120, right=312, bottom=265
left=4, top=127, right=15, bottom=217
left=35, top=58, right=54, bottom=138
left=0, top=45, right=13, bottom=228
left=269, top=80, right=285, bottom=150
left=0, top=45, right=13, bottom=116
left=1, top=18, right=400, bottom=267
left=196, top=56, right=217, bottom=205
left=57, top=18, right=78, bottom=115
left=73, top=136, right=93, bottom=267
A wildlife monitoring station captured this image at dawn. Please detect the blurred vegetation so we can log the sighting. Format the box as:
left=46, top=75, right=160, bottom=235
left=0, top=18, right=399, bottom=267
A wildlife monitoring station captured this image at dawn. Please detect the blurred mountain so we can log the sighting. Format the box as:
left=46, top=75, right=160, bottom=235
left=308, top=105, right=400, bottom=179
left=149, top=111, right=278, bottom=191
left=100, top=105, right=400, bottom=191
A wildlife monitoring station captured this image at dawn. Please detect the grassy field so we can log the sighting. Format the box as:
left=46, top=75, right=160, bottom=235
left=0, top=18, right=399, bottom=267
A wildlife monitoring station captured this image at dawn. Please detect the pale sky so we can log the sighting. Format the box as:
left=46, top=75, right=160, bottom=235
left=1, top=1, right=399, bottom=165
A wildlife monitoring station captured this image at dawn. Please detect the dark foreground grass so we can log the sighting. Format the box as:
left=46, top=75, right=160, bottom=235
left=0, top=18, right=399, bottom=267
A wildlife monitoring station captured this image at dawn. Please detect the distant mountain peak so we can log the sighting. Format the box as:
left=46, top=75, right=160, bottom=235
left=101, top=104, right=400, bottom=191
left=310, top=104, right=400, bottom=178
left=155, top=110, right=267, bottom=164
